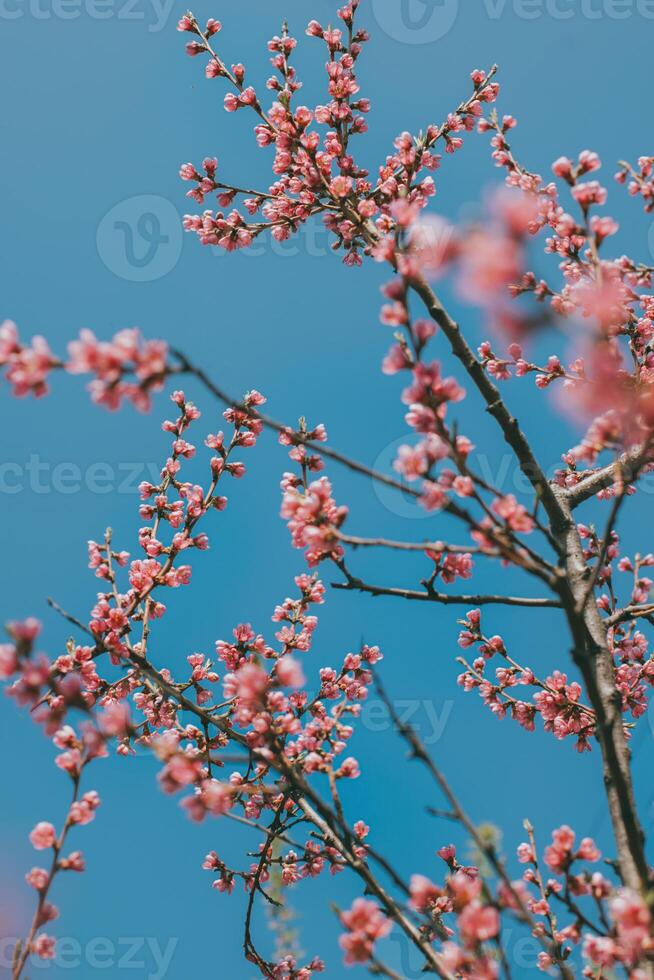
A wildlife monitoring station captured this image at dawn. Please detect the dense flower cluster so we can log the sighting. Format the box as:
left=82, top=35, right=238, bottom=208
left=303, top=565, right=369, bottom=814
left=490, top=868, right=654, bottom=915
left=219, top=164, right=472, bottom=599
left=1, top=620, right=104, bottom=974
left=1, top=387, right=390, bottom=977
left=0, top=322, right=169, bottom=410
left=281, top=473, right=348, bottom=566
left=406, top=847, right=502, bottom=978
left=339, top=898, right=391, bottom=965
left=67, top=328, right=169, bottom=411
left=0, top=321, right=58, bottom=398
left=515, top=823, right=654, bottom=975
left=478, top=128, right=654, bottom=468
left=616, top=155, right=654, bottom=213
left=456, top=610, right=598, bottom=752
left=177, top=4, right=498, bottom=268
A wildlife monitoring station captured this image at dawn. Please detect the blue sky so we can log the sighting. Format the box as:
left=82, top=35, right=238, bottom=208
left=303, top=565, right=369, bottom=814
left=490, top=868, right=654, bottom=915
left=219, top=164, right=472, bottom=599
left=2, top=1, right=654, bottom=976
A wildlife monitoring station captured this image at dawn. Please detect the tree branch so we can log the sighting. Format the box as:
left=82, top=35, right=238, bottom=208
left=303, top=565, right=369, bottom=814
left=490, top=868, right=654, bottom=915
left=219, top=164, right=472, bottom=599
left=549, top=487, right=650, bottom=893
left=374, top=675, right=574, bottom=980
left=409, top=277, right=567, bottom=532
left=171, top=349, right=424, bottom=500
left=567, top=444, right=652, bottom=509
left=332, top=578, right=561, bottom=609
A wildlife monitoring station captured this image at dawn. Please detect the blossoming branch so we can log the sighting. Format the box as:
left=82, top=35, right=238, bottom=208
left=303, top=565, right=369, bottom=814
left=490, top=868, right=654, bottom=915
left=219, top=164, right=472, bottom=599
left=4, top=1, right=654, bottom=976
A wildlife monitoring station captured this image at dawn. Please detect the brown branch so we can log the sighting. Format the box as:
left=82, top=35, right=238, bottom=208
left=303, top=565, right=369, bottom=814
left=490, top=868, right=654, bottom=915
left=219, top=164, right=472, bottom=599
left=403, top=275, right=649, bottom=897
left=523, top=820, right=573, bottom=975
left=549, top=487, right=650, bottom=894
left=567, top=443, right=652, bottom=509
left=45, top=599, right=451, bottom=975
left=171, top=349, right=426, bottom=501
left=172, top=350, right=566, bottom=591
left=295, top=794, right=455, bottom=980
left=368, top=957, right=406, bottom=980
left=171, top=350, right=514, bottom=541
left=13, top=773, right=84, bottom=979
left=374, top=675, right=574, bottom=980
left=409, top=277, right=566, bottom=532
left=332, top=566, right=562, bottom=609
left=605, top=604, right=654, bottom=628
left=575, top=486, right=626, bottom=616
left=337, top=531, right=498, bottom=556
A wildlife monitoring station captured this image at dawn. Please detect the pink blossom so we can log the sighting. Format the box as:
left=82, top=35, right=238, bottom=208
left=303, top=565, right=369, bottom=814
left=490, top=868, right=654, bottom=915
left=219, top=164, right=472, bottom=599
left=5, top=335, right=57, bottom=397
left=0, top=644, right=18, bottom=679
left=491, top=494, right=535, bottom=533
left=571, top=180, right=607, bottom=210
left=31, top=935, right=56, bottom=960
left=458, top=901, right=500, bottom=943
left=339, top=898, right=391, bottom=964
left=26, top=867, right=50, bottom=890
left=276, top=656, right=306, bottom=689
left=29, top=822, right=57, bottom=850
left=409, top=874, right=441, bottom=912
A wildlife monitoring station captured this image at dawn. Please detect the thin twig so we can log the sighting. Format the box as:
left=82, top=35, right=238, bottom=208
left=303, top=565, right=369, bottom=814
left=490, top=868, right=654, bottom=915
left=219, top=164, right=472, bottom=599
left=375, top=675, right=575, bottom=980
left=332, top=566, right=562, bottom=609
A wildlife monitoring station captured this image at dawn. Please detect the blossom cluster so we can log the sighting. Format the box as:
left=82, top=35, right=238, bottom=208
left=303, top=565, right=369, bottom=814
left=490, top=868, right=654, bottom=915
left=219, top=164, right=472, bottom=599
left=517, top=824, right=653, bottom=975
left=177, top=5, right=498, bottom=267
left=476, top=126, right=654, bottom=468
left=456, top=610, right=599, bottom=751
left=1, top=620, right=104, bottom=972
left=4, top=1, right=654, bottom=976
left=1, top=388, right=385, bottom=976
left=0, top=322, right=169, bottom=410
